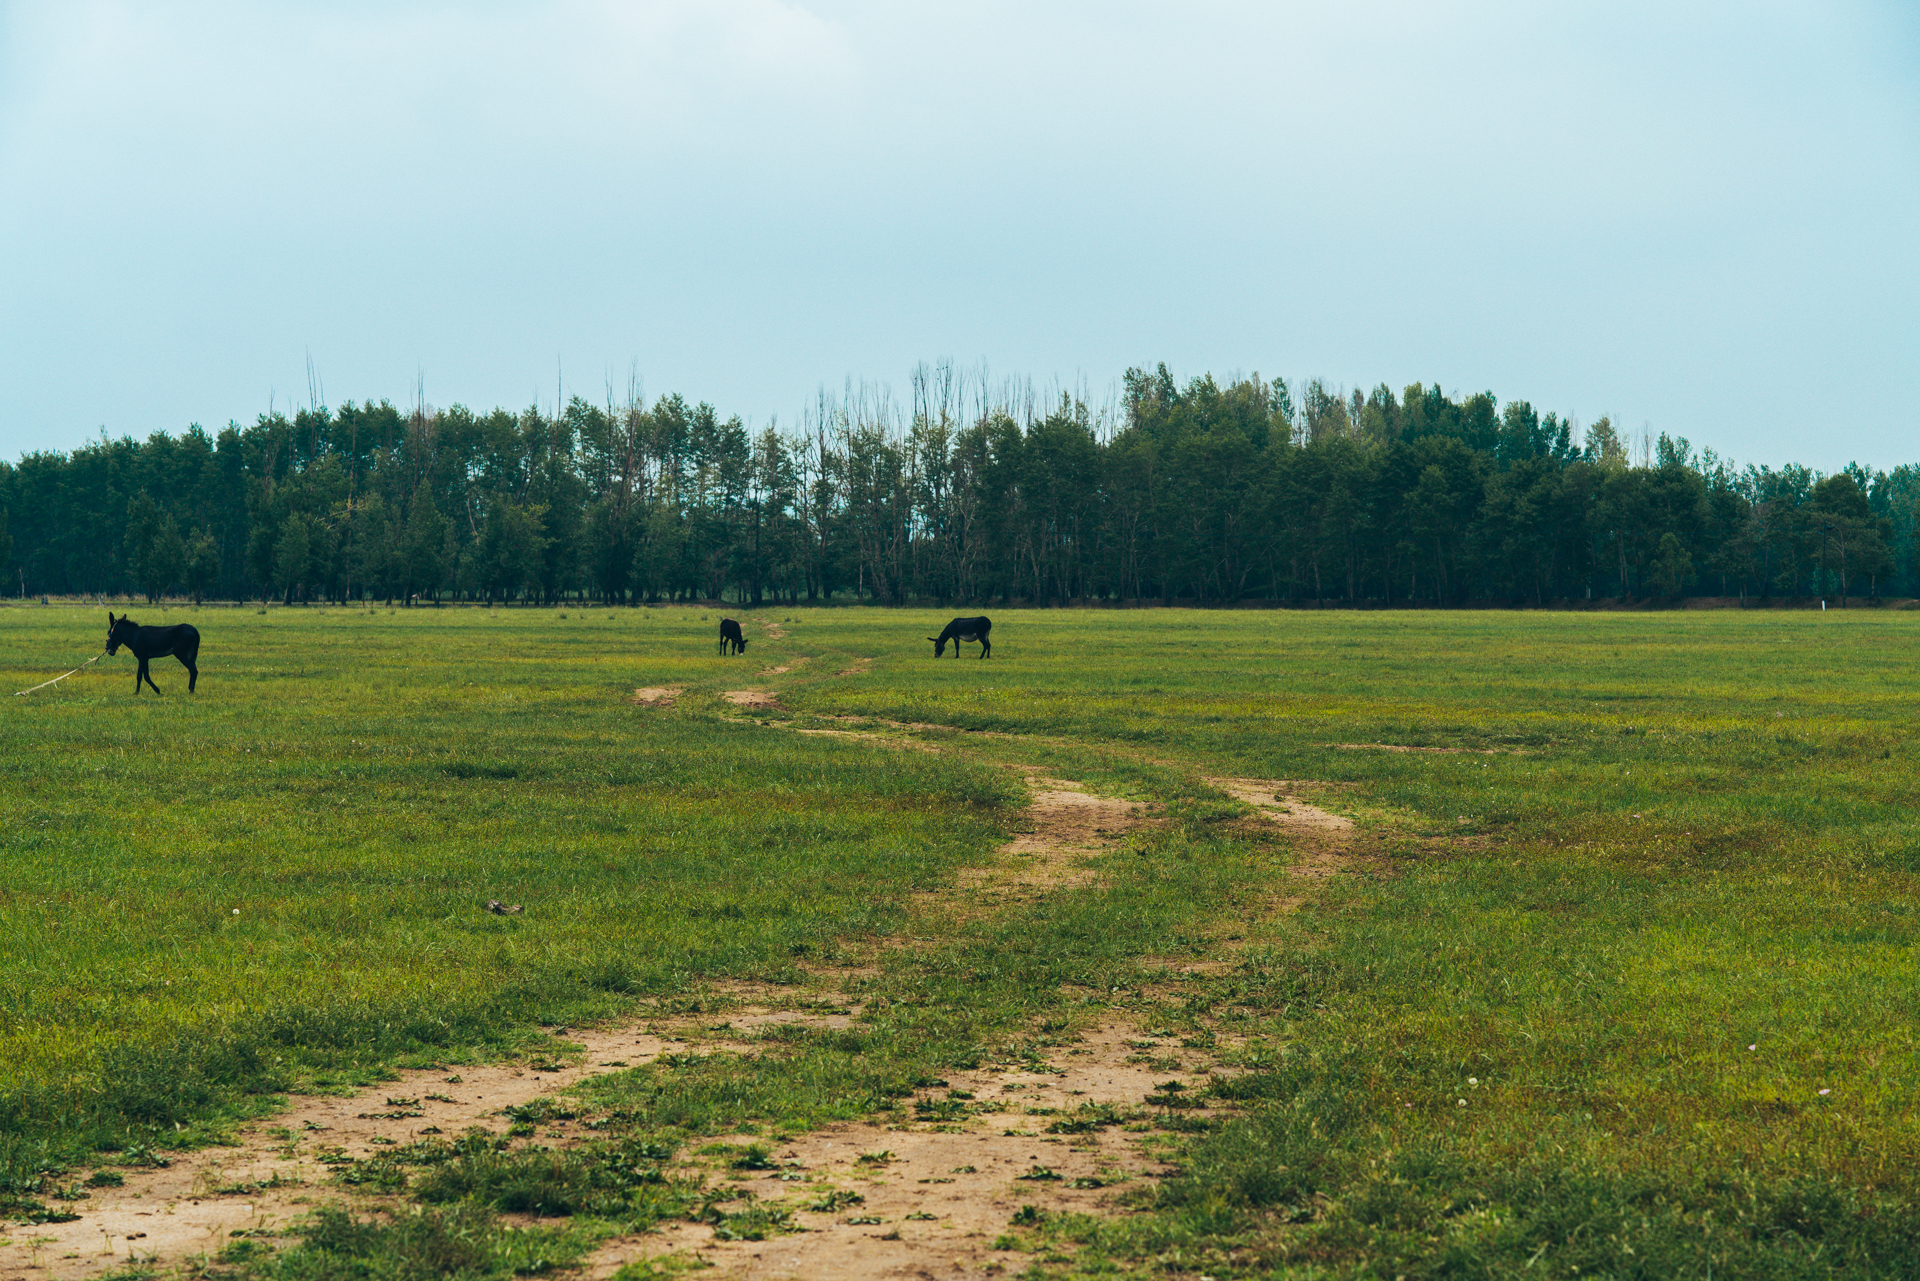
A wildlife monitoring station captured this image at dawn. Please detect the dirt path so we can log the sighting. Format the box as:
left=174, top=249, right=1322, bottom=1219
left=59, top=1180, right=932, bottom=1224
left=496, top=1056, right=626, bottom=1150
left=584, top=769, right=1185, bottom=1280
left=958, top=771, right=1144, bottom=901
left=792, top=727, right=941, bottom=752
left=1206, top=777, right=1354, bottom=869
left=1205, top=777, right=1359, bottom=913
left=3, top=702, right=1361, bottom=1281
left=1328, top=742, right=1524, bottom=755
left=0, top=1022, right=719, bottom=1279
left=0, top=767, right=1163, bottom=1281
left=587, top=1023, right=1195, bottom=1280
left=596, top=772, right=1361, bottom=1279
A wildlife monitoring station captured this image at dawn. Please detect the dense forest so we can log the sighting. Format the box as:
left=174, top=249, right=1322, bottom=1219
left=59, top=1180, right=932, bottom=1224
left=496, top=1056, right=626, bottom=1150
left=1, top=363, right=1915, bottom=608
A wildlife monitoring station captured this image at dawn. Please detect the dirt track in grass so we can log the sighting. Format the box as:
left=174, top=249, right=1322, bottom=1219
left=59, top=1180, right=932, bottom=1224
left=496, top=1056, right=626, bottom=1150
left=572, top=744, right=1187, bottom=1278
left=0, top=1022, right=734, bottom=1280
left=586, top=1021, right=1194, bottom=1281
left=0, top=768, right=1169, bottom=1281
left=582, top=745, right=1360, bottom=1278
left=0, top=684, right=1358, bottom=1281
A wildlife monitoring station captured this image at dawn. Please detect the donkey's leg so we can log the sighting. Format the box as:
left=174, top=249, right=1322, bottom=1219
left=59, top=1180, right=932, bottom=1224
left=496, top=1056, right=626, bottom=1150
left=180, top=639, right=199, bottom=692
left=140, top=658, right=162, bottom=694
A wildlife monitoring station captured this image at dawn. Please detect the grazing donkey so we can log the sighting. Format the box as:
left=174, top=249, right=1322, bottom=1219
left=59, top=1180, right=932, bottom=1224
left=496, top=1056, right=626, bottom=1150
left=928, top=615, right=992, bottom=659
left=105, top=612, right=200, bottom=694
left=718, top=618, right=748, bottom=655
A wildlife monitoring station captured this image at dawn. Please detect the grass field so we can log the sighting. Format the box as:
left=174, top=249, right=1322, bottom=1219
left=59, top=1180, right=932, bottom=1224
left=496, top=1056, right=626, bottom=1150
left=3, top=603, right=1918, bottom=1278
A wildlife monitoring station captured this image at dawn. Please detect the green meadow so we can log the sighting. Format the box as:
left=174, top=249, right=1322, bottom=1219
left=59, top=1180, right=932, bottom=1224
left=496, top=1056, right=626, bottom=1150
left=3, top=603, right=1918, bottom=1277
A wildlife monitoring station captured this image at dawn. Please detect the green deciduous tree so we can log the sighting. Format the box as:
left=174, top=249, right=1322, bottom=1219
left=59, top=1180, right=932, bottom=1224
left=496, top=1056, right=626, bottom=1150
left=1808, top=473, right=1893, bottom=606
left=4, top=368, right=1918, bottom=609
left=125, top=493, right=188, bottom=602
left=1650, top=532, right=1694, bottom=599
left=477, top=497, right=548, bottom=604
left=183, top=528, right=219, bottom=604
left=274, top=514, right=313, bottom=604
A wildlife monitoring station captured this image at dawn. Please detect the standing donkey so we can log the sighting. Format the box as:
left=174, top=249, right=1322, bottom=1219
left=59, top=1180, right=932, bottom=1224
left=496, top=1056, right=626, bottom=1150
left=106, top=613, right=201, bottom=694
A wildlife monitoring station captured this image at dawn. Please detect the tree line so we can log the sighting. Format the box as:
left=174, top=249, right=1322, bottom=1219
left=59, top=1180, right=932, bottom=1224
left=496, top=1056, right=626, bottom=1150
left=2, top=362, right=1915, bottom=609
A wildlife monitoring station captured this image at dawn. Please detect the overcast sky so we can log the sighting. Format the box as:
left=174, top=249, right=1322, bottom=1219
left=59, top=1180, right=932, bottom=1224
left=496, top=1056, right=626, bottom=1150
left=2, top=1, right=1916, bottom=470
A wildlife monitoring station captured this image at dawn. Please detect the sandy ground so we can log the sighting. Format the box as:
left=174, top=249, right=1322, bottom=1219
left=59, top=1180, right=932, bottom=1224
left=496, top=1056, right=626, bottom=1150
left=0, top=1021, right=745, bottom=1279
left=632, top=686, right=683, bottom=706
left=587, top=1021, right=1200, bottom=1281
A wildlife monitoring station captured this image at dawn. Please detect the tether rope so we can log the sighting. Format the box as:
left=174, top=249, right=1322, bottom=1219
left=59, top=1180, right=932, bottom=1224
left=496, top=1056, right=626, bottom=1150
left=13, top=652, right=106, bottom=696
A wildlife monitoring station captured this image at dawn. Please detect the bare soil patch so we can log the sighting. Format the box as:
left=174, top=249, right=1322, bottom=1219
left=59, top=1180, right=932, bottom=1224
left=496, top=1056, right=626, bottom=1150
left=956, top=773, right=1148, bottom=903
left=0, top=1024, right=699, bottom=1280
left=812, top=714, right=1017, bottom=742
left=632, top=687, right=684, bottom=707
left=1207, top=779, right=1351, bottom=843
left=1206, top=777, right=1359, bottom=917
left=1328, top=742, right=1522, bottom=755
left=724, top=690, right=785, bottom=712
left=0, top=989, right=880, bottom=1281
left=792, top=728, right=942, bottom=753
left=588, top=1022, right=1214, bottom=1281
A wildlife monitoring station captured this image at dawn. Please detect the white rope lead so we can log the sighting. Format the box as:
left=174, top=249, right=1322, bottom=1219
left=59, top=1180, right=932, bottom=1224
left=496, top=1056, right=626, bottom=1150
left=13, top=652, right=106, bottom=696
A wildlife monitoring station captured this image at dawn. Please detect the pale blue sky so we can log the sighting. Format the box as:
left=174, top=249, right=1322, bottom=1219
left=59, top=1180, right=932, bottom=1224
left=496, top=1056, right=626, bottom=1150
left=2, top=1, right=1916, bottom=468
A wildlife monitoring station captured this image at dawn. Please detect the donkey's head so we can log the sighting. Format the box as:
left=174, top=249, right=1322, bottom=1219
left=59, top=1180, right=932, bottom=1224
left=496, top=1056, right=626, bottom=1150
left=105, top=612, right=135, bottom=655
left=927, top=635, right=946, bottom=657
